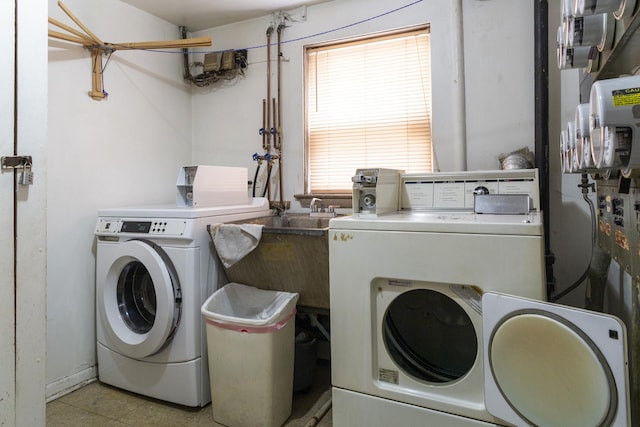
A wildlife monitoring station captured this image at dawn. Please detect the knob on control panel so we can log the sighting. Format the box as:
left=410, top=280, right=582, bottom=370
left=473, top=186, right=490, bottom=195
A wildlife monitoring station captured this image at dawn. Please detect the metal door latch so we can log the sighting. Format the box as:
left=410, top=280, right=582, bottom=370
left=1, top=155, right=32, bottom=170
left=2, top=155, right=34, bottom=185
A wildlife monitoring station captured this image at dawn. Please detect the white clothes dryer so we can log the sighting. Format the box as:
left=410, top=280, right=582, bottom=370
left=95, top=198, right=269, bottom=407
left=328, top=170, right=630, bottom=426
left=329, top=209, right=546, bottom=426
left=329, top=170, right=628, bottom=427
left=329, top=212, right=630, bottom=427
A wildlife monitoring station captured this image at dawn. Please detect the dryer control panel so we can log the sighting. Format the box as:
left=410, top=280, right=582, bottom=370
left=400, top=169, right=540, bottom=212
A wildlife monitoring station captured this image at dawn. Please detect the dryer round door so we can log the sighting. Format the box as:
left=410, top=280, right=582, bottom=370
left=381, top=287, right=478, bottom=383
left=483, top=292, right=630, bottom=427
left=97, top=239, right=182, bottom=359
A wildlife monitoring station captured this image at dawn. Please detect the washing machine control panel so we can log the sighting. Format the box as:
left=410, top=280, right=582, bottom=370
left=95, top=218, right=187, bottom=236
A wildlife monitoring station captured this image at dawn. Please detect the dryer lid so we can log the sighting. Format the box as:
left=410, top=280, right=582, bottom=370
left=482, top=292, right=630, bottom=427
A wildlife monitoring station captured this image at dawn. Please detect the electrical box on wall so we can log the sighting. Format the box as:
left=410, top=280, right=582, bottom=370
left=596, top=179, right=640, bottom=279
left=186, top=49, right=248, bottom=87
left=203, top=50, right=248, bottom=73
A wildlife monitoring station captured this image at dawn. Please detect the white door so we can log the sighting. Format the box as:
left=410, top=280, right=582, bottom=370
left=0, top=0, right=17, bottom=422
left=0, top=1, right=47, bottom=426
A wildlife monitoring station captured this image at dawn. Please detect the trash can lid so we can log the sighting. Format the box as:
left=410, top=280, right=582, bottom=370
left=201, top=283, right=299, bottom=326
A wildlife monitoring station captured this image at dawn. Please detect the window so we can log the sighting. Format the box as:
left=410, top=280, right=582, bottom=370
left=305, top=26, right=432, bottom=194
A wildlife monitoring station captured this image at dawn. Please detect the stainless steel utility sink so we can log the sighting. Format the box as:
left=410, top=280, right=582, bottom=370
left=215, top=214, right=334, bottom=310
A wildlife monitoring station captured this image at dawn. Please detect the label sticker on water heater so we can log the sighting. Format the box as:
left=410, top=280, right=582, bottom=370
left=612, top=87, right=640, bottom=107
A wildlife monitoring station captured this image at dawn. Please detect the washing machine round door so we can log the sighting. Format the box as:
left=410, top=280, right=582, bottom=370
left=483, top=292, right=630, bottom=427
left=382, top=288, right=478, bottom=383
left=97, top=239, right=182, bottom=359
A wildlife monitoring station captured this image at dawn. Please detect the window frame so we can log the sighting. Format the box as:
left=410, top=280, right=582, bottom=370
left=301, top=24, right=432, bottom=199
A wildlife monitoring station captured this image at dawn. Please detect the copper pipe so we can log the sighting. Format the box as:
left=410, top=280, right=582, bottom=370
left=265, top=26, right=274, bottom=202
left=265, top=26, right=274, bottom=152
left=276, top=24, right=284, bottom=151
left=272, top=97, right=277, bottom=143
left=277, top=23, right=285, bottom=207
left=262, top=99, right=267, bottom=150
left=272, top=97, right=282, bottom=205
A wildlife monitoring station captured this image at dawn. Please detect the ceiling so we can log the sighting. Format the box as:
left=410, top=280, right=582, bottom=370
left=120, top=0, right=328, bottom=32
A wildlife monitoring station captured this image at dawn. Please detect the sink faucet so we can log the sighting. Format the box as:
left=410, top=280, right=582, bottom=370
left=310, top=197, right=324, bottom=213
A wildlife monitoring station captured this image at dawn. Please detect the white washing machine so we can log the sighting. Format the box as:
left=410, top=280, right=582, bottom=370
left=329, top=170, right=630, bottom=426
left=95, top=198, right=269, bottom=407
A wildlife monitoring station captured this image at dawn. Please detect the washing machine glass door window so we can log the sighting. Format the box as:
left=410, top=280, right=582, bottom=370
left=383, top=289, right=477, bottom=383
left=117, top=261, right=157, bottom=334
left=100, top=240, right=182, bottom=359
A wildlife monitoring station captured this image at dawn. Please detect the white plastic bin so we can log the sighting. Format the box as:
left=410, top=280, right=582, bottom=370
left=201, top=283, right=299, bottom=427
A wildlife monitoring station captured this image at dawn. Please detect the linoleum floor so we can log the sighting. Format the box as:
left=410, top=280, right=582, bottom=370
left=46, top=360, right=332, bottom=427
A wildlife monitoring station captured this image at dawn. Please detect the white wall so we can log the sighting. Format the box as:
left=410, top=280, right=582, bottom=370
left=191, top=0, right=536, bottom=209
left=190, top=0, right=592, bottom=301
left=547, top=0, right=595, bottom=308
left=463, top=0, right=535, bottom=169
left=46, top=0, right=591, bottom=397
left=46, top=0, right=191, bottom=398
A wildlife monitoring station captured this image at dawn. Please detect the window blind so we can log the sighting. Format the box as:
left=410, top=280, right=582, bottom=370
left=306, top=27, right=432, bottom=193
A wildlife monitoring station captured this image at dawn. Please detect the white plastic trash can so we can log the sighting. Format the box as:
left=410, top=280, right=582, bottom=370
left=201, top=283, right=299, bottom=427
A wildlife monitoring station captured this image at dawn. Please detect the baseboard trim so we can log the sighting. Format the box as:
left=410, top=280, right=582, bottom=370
left=46, top=366, right=97, bottom=402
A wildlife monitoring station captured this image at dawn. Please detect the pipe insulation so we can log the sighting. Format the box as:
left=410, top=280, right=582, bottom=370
left=451, top=0, right=467, bottom=171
